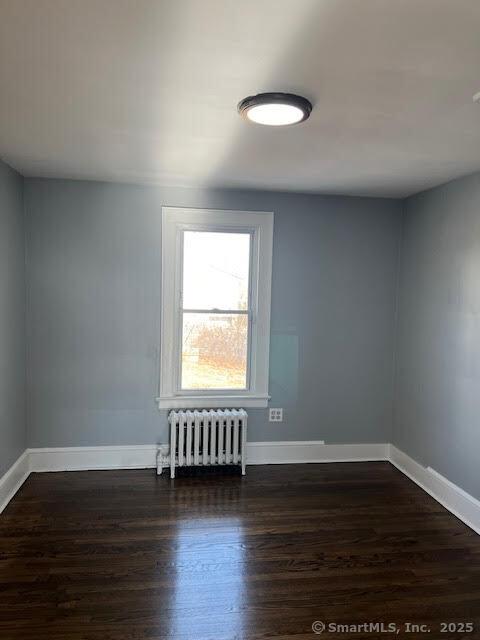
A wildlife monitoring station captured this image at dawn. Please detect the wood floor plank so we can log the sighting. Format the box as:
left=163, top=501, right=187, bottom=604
left=0, top=462, right=479, bottom=639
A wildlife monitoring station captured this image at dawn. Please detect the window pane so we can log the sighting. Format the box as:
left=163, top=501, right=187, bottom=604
left=181, top=313, right=248, bottom=389
left=183, top=231, right=250, bottom=310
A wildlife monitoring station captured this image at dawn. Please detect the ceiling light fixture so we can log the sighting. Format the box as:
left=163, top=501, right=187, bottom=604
left=237, top=92, right=312, bottom=126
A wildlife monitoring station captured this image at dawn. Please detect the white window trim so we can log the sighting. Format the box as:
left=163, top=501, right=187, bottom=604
left=157, top=206, right=273, bottom=409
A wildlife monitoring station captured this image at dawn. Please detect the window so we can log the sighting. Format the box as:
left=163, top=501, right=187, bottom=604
left=158, top=207, right=273, bottom=408
left=181, top=231, right=250, bottom=390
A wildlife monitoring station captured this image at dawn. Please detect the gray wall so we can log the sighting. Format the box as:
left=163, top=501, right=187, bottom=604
left=0, top=160, right=26, bottom=476
left=25, top=178, right=402, bottom=447
left=394, top=172, right=480, bottom=499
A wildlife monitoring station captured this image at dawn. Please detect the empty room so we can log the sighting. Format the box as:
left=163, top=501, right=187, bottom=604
left=1, top=1, right=480, bottom=638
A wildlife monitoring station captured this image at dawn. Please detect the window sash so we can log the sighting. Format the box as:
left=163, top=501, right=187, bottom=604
left=177, top=228, right=253, bottom=393
left=182, top=308, right=250, bottom=314
left=178, top=309, right=251, bottom=393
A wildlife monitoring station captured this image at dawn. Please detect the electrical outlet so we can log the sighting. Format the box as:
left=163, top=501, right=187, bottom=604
left=269, top=408, right=283, bottom=422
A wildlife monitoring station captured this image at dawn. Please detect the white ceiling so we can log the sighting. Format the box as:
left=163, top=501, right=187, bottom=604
left=1, top=0, right=480, bottom=198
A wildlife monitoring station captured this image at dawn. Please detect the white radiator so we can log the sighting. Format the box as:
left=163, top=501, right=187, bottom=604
left=166, top=409, right=248, bottom=478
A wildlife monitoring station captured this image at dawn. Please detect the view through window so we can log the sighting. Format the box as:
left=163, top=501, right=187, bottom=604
left=181, top=231, right=250, bottom=390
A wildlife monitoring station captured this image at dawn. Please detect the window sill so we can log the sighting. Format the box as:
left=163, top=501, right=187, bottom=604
left=156, top=394, right=270, bottom=409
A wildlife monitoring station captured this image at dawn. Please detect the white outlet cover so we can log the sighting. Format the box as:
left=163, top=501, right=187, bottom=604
left=269, top=408, right=283, bottom=422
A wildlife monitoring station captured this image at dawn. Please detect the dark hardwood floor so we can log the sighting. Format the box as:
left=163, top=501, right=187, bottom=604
left=1, top=462, right=479, bottom=640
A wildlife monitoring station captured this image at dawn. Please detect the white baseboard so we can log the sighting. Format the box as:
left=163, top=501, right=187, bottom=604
left=246, top=441, right=388, bottom=465
left=0, top=450, right=30, bottom=514
left=389, top=445, right=480, bottom=535
left=0, top=442, right=387, bottom=512
left=28, top=445, right=158, bottom=472
left=1, top=443, right=478, bottom=536
left=26, top=442, right=389, bottom=472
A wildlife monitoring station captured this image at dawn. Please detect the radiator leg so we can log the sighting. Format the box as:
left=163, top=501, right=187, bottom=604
left=241, top=414, right=247, bottom=476
left=169, top=412, right=177, bottom=479
left=156, top=450, right=163, bottom=475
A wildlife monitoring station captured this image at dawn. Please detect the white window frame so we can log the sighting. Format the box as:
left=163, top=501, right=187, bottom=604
left=157, top=206, right=273, bottom=409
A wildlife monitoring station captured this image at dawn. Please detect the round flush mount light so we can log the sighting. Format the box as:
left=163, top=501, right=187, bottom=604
left=237, top=92, right=312, bottom=126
